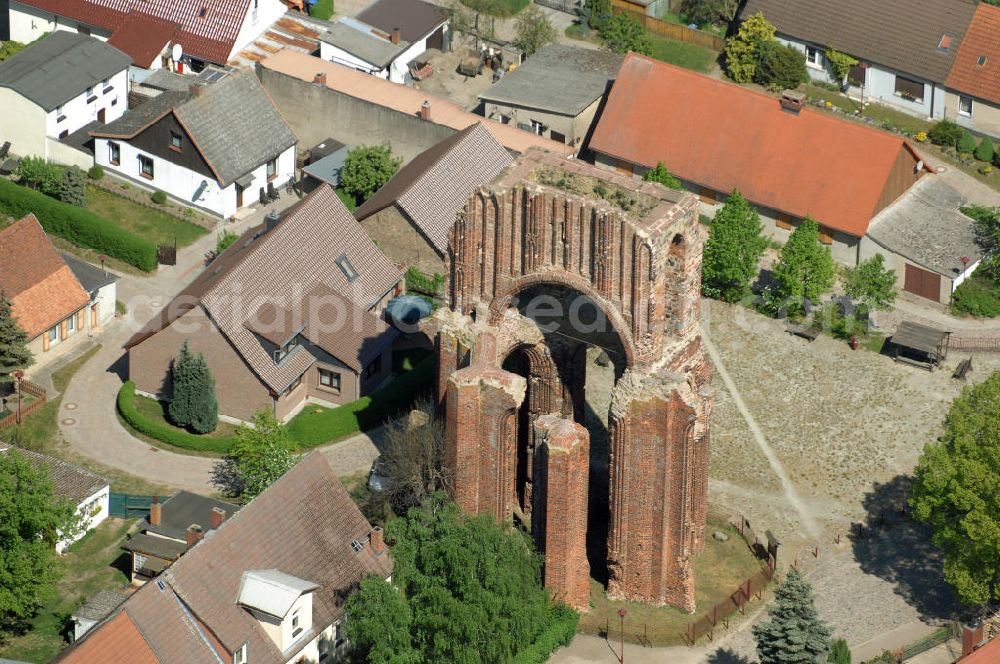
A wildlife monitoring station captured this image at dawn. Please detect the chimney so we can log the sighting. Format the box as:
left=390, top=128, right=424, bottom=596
left=419, top=100, right=431, bottom=122
left=313, top=71, right=327, bottom=86
left=390, top=27, right=400, bottom=44
left=370, top=526, right=384, bottom=555
left=186, top=524, right=204, bottom=549
left=210, top=506, right=226, bottom=530
left=188, top=83, right=203, bottom=97
left=962, top=623, right=985, bottom=657
left=779, top=89, right=806, bottom=114
left=149, top=495, right=161, bottom=526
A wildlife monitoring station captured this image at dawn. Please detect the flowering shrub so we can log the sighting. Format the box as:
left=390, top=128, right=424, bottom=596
left=914, top=131, right=927, bottom=143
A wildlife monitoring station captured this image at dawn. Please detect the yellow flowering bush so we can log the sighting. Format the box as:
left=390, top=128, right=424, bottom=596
left=914, top=131, right=928, bottom=143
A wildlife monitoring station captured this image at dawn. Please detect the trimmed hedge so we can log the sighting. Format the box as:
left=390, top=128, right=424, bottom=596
left=118, top=381, right=235, bottom=454
left=0, top=178, right=157, bottom=271
left=512, top=604, right=580, bottom=664
left=287, top=356, right=436, bottom=447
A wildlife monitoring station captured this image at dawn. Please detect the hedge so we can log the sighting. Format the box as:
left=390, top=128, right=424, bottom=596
left=511, top=604, right=580, bottom=664
left=0, top=178, right=157, bottom=271
left=286, top=355, right=436, bottom=447
left=118, top=381, right=235, bottom=453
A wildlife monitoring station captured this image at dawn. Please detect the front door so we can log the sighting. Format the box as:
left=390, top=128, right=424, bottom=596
left=97, top=108, right=106, bottom=123
left=235, top=184, right=244, bottom=208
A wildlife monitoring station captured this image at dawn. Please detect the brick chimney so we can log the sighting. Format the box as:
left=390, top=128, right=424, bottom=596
left=419, top=100, right=431, bottom=122
left=780, top=90, right=806, bottom=114
left=188, top=83, right=203, bottom=97
left=370, top=526, right=384, bottom=556
left=963, top=623, right=985, bottom=657
left=313, top=71, right=327, bottom=86
left=210, top=506, right=226, bottom=530
left=390, top=27, right=400, bottom=44
left=186, top=524, right=204, bottom=549
left=149, top=496, right=161, bottom=527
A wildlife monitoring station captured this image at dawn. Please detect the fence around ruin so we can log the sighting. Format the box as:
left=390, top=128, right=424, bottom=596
left=0, top=380, right=48, bottom=431
left=609, top=0, right=726, bottom=50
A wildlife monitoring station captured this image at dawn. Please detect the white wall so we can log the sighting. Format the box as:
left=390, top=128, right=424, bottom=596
left=57, top=485, right=109, bottom=554
left=94, top=281, right=117, bottom=326
left=319, top=41, right=390, bottom=80
left=0, top=88, right=46, bottom=158
left=45, top=68, right=128, bottom=138
left=8, top=1, right=111, bottom=43
left=230, top=0, right=288, bottom=62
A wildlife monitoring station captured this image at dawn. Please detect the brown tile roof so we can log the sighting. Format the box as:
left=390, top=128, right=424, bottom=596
left=127, top=185, right=401, bottom=392
left=107, top=11, right=180, bottom=66
left=354, top=123, right=513, bottom=254
left=589, top=54, right=929, bottom=238
left=356, top=0, right=445, bottom=42
left=300, top=284, right=394, bottom=372
left=945, top=3, right=1000, bottom=105
left=0, top=445, right=108, bottom=504
left=261, top=49, right=575, bottom=157
left=740, top=0, right=977, bottom=83
left=0, top=215, right=90, bottom=339
left=53, top=610, right=159, bottom=664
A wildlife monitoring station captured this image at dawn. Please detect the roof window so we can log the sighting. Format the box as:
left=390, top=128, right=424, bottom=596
left=978, top=55, right=988, bottom=66
left=198, top=6, right=208, bottom=17
left=937, top=34, right=953, bottom=52
left=336, top=255, right=358, bottom=282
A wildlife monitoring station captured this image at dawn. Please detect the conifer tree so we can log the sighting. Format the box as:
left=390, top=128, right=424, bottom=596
left=701, top=191, right=768, bottom=302
left=753, top=568, right=832, bottom=664
left=188, top=353, right=218, bottom=434
left=0, top=292, right=32, bottom=394
left=168, top=341, right=195, bottom=428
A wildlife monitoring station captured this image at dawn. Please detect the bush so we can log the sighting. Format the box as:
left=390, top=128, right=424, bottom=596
left=951, top=275, right=1000, bottom=317
left=117, top=382, right=235, bottom=454
left=957, top=130, right=977, bottom=154
left=0, top=178, right=157, bottom=271
left=87, top=165, right=104, bottom=180
left=215, top=229, right=238, bottom=255
left=405, top=266, right=444, bottom=297
left=927, top=120, right=964, bottom=147
left=976, top=137, right=995, bottom=163
left=58, top=165, right=87, bottom=207
left=754, top=39, right=807, bottom=89
left=310, top=0, right=333, bottom=19
left=16, top=156, right=62, bottom=196
left=511, top=604, right=580, bottom=664
left=828, top=637, right=851, bottom=664
left=334, top=187, right=356, bottom=212
left=340, top=145, right=401, bottom=203
left=151, top=190, right=167, bottom=204
left=601, top=11, right=652, bottom=56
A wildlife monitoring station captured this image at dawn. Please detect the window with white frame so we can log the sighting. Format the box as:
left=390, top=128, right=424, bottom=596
left=67, top=314, right=75, bottom=332
left=959, top=95, right=973, bottom=117
left=291, top=608, right=303, bottom=638
left=233, top=643, right=247, bottom=664
left=266, top=158, right=277, bottom=180
left=48, top=326, right=58, bottom=343
left=805, top=45, right=823, bottom=67
left=273, top=335, right=300, bottom=364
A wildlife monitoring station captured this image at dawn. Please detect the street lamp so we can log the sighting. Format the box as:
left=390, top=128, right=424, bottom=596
left=618, top=607, right=627, bottom=664
left=13, top=370, right=23, bottom=424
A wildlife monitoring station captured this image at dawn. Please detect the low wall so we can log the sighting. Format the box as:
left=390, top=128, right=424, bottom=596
left=45, top=137, right=92, bottom=170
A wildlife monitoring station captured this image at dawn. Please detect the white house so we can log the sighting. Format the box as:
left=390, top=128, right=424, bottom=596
left=92, top=70, right=297, bottom=218
left=0, top=445, right=110, bottom=554
left=0, top=32, right=129, bottom=167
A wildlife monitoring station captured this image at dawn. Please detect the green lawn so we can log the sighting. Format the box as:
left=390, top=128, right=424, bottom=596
left=802, top=85, right=933, bottom=134
left=86, top=186, right=208, bottom=248
left=648, top=32, right=717, bottom=72
left=0, top=518, right=133, bottom=662
left=459, top=0, right=528, bottom=15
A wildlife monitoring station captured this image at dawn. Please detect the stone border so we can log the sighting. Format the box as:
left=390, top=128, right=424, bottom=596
left=89, top=175, right=218, bottom=230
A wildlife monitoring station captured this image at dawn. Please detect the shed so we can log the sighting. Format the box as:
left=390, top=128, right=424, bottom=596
left=891, top=321, right=950, bottom=369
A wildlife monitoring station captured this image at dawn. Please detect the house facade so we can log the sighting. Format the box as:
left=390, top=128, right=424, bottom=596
left=944, top=2, right=1000, bottom=138
left=126, top=185, right=403, bottom=423
left=92, top=71, right=297, bottom=218
left=55, top=453, right=393, bottom=664
left=0, top=32, right=129, bottom=167
left=344, top=0, right=448, bottom=84
left=0, top=215, right=118, bottom=373
left=740, top=0, right=976, bottom=122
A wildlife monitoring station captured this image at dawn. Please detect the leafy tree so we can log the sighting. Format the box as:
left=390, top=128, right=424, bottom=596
left=0, top=41, right=26, bottom=62
left=958, top=130, right=977, bottom=154
left=911, top=372, right=1000, bottom=605
left=346, top=494, right=577, bottom=663
left=344, top=575, right=420, bottom=664
left=57, top=165, right=87, bottom=207
left=584, top=0, right=612, bottom=30
left=0, top=449, right=81, bottom=634
left=377, top=401, right=453, bottom=513
left=771, top=217, right=835, bottom=313
left=828, top=637, right=851, bottom=664
left=168, top=341, right=196, bottom=428
left=602, top=11, right=652, bottom=55
left=514, top=6, right=556, bottom=56
left=225, top=411, right=299, bottom=500
left=701, top=191, right=768, bottom=302
left=975, top=137, right=995, bottom=163
left=187, top=353, right=218, bottom=434
left=15, top=157, right=62, bottom=197
left=754, top=40, right=807, bottom=90
left=843, top=254, right=897, bottom=314
left=725, top=11, right=776, bottom=83
left=643, top=161, right=682, bottom=190
left=680, top=0, right=738, bottom=26
left=340, top=145, right=401, bottom=203
left=0, top=293, right=32, bottom=395
left=753, top=567, right=831, bottom=664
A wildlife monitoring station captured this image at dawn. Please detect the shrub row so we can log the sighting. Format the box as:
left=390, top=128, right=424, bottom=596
left=951, top=275, right=1000, bottom=318
left=286, top=356, right=436, bottom=447
left=404, top=266, right=444, bottom=297
left=0, top=178, right=157, bottom=271
left=511, top=604, right=580, bottom=664
left=117, top=381, right=235, bottom=453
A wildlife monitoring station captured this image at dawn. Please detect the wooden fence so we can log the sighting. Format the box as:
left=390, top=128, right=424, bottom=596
left=950, top=336, right=1000, bottom=353
left=610, top=0, right=726, bottom=50
left=0, top=380, right=48, bottom=431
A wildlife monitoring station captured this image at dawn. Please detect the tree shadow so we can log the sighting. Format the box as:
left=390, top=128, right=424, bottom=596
left=210, top=457, right=243, bottom=499
left=706, top=648, right=752, bottom=664
left=851, top=475, right=961, bottom=621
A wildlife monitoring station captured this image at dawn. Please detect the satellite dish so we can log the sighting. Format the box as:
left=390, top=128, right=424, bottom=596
left=171, top=43, right=183, bottom=62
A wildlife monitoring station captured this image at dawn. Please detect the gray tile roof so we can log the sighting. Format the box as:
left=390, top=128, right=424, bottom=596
left=479, top=44, right=624, bottom=116
left=0, top=445, right=108, bottom=505
left=320, top=20, right=409, bottom=68
left=61, top=252, right=119, bottom=296
left=73, top=590, right=129, bottom=623
left=122, top=533, right=188, bottom=560
left=867, top=176, right=982, bottom=277
left=92, top=91, right=191, bottom=139
left=354, top=123, right=513, bottom=254
left=740, top=0, right=978, bottom=84
left=0, top=32, right=131, bottom=111
left=146, top=491, right=239, bottom=541
left=142, top=69, right=197, bottom=93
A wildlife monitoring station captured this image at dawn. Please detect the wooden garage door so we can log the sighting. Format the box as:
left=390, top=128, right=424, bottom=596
left=427, top=25, right=444, bottom=50
left=904, top=263, right=941, bottom=301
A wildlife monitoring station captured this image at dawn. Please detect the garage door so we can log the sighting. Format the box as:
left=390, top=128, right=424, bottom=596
left=904, top=264, right=941, bottom=301
left=427, top=25, right=444, bottom=50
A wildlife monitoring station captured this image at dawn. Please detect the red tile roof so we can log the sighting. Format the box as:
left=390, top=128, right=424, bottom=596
left=962, top=635, right=1000, bottom=664
left=53, top=611, right=159, bottom=664
left=17, top=0, right=256, bottom=65
left=945, top=3, right=1000, bottom=106
left=107, top=11, right=181, bottom=67
left=0, top=215, right=90, bottom=339
left=589, top=54, right=928, bottom=237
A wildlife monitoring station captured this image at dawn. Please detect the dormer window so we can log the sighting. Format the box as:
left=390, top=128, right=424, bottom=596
left=233, top=644, right=247, bottom=664
left=291, top=608, right=303, bottom=638
left=273, top=334, right=300, bottom=364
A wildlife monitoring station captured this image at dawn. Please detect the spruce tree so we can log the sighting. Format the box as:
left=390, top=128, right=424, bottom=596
left=58, top=165, right=87, bottom=207
left=753, top=568, right=832, bottom=664
left=188, top=353, right=218, bottom=434
left=828, top=638, right=851, bottom=664
left=0, top=292, right=33, bottom=395
left=975, top=137, right=995, bottom=163
left=168, top=341, right=195, bottom=428
left=701, top=190, right=769, bottom=302
left=771, top=217, right=835, bottom=314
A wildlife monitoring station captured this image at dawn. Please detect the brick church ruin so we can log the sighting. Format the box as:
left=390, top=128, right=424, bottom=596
left=432, top=149, right=714, bottom=612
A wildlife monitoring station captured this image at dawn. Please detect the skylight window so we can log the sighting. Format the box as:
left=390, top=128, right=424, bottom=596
left=336, top=255, right=358, bottom=282
left=978, top=55, right=988, bottom=66
left=937, top=34, right=953, bottom=52
left=198, top=6, right=208, bottom=17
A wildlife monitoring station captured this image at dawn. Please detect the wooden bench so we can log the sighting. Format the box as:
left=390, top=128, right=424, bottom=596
left=785, top=324, right=820, bottom=342
left=953, top=357, right=973, bottom=380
